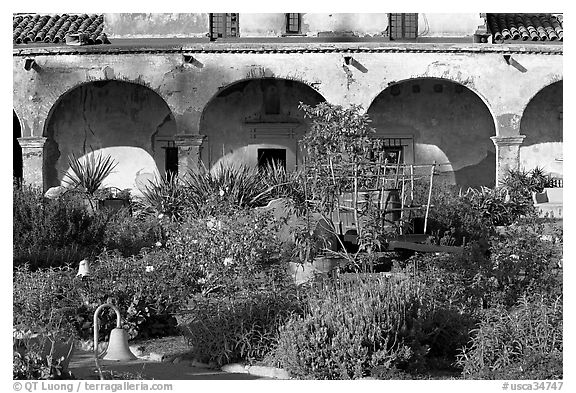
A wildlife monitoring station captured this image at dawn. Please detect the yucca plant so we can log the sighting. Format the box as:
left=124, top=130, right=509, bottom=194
left=63, top=151, right=117, bottom=196
left=185, top=163, right=272, bottom=210
left=137, top=172, right=191, bottom=220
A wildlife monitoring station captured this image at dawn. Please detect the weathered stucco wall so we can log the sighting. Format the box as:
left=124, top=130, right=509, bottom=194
left=105, top=13, right=209, bottom=38
left=368, top=79, right=496, bottom=187
left=44, top=80, right=176, bottom=190
left=301, top=13, right=388, bottom=36
left=419, top=14, right=482, bottom=37
left=239, top=14, right=287, bottom=37
left=13, top=45, right=562, bottom=190
left=102, top=13, right=480, bottom=39
left=519, top=81, right=563, bottom=175
left=200, top=79, right=324, bottom=170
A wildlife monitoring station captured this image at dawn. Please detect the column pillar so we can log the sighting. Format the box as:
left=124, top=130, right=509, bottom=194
left=491, top=135, right=526, bottom=185
left=175, top=134, right=206, bottom=176
left=17, top=136, right=47, bottom=189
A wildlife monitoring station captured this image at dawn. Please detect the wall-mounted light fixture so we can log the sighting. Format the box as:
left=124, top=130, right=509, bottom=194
left=183, top=54, right=195, bottom=64
left=344, top=56, right=353, bottom=65
left=24, top=58, right=37, bottom=71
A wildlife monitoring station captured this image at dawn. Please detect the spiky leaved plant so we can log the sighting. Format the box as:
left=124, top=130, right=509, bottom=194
left=63, top=151, right=117, bottom=196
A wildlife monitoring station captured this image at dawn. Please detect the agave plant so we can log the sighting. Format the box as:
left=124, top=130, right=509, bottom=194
left=63, top=151, right=117, bottom=196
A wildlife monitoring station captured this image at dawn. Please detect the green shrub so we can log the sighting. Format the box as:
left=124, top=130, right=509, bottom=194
left=14, top=249, right=200, bottom=341
left=270, top=275, right=423, bottom=379
left=165, top=209, right=292, bottom=295
left=13, top=344, right=73, bottom=380
left=13, top=265, right=79, bottom=338
left=456, top=293, right=563, bottom=379
left=488, top=219, right=562, bottom=306
left=181, top=288, right=304, bottom=366
left=74, top=250, right=200, bottom=340
left=13, top=186, right=113, bottom=269
left=102, top=210, right=164, bottom=256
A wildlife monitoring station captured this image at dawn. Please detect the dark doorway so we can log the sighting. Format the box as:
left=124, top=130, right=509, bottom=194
left=258, top=148, right=286, bottom=171
left=13, top=111, right=22, bottom=184
left=165, top=146, right=179, bottom=176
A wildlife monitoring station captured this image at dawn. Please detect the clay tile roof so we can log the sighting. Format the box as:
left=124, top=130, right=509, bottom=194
left=487, top=13, right=563, bottom=43
left=13, top=13, right=110, bottom=45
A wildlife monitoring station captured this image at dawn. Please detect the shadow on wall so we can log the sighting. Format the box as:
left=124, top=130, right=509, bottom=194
left=43, top=80, right=177, bottom=190
left=454, top=150, right=496, bottom=189
left=200, top=78, right=325, bottom=171
left=13, top=111, right=22, bottom=180
left=367, top=78, right=496, bottom=188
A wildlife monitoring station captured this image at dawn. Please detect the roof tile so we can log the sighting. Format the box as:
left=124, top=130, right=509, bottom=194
left=487, top=13, right=563, bottom=43
left=13, top=13, right=110, bottom=45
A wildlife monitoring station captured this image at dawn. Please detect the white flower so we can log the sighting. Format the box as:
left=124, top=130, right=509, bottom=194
left=155, top=241, right=162, bottom=247
left=219, top=188, right=225, bottom=197
left=197, top=278, right=206, bottom=284
left=192, top=239, right=198, bottom=244
left=223, top=257, right=234, bottom=266
left=206, top=218, right=222, bottom=230
left=540, top=234, right=553, bottom=242
left=145, top=265, right=155, bottom=272
left=510, top=254, right=520, bottom=260
left=158, top=213, right=164, bottom=219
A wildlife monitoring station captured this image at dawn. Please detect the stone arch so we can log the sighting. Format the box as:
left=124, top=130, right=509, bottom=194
left=13, top=110, right=23, bottom=182
left=519, top=80, right=563, bottom=176
left=43, top=79, right=178, bottom=191
left=199, top=77, right=326, bottom=171
left=367, top=77, right=497, bottom=188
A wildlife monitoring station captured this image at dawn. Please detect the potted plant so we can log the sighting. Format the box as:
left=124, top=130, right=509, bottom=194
left=94, top=187, right=131, bottom=212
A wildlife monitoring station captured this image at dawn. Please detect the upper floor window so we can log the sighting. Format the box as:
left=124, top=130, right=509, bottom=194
left=389, top=13, right=418, bottom=40
left=210, top=13, right=239, bottom=39
left=286, top=13, right=301, bottom=35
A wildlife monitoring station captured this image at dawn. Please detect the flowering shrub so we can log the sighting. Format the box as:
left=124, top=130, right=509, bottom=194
left=270, top=275, right=424, bottom=379
left=456, top=293, right=563, bottom=379
left=74, top=249, right=200, bottom=339
left=488, top=218, right=562, bottom=307
left=166, top=209, right=292, bottom=295
left=14, top=248, right=200, bottom=341
left=13, top=266, right=79, bottom=338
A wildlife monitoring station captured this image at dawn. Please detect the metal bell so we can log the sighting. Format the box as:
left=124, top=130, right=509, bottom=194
left=77, top=259, right=91, bottom=277
left=93, top=304, right=137, bottom=361
left=102, top=328, right=137, bottom=361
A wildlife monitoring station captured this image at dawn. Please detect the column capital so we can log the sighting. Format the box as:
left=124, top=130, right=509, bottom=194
left=18, top=136, right=47, bottom=149
left=174, top=134, right=206, bottom=148
left=490, top=135, right=526, bottom=147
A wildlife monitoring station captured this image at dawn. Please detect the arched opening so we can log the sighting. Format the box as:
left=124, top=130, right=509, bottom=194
left=13, top=110, right=23, bottom=184
left=44, top=80, right=177, bottom=191
left=519, top=81, right=563, bottom=177
left=367, top=78, right=497, bottom=188
left=199, top=78, right=325, bottom=171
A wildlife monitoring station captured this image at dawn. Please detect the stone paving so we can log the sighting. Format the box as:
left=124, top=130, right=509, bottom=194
left=69, top=350, right=267, bottom=380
